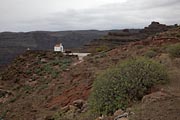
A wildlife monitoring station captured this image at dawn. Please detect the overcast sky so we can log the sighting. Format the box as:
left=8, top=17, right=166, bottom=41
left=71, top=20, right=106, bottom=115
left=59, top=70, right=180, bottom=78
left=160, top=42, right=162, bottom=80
left=0, top=0, right=180, bottom=32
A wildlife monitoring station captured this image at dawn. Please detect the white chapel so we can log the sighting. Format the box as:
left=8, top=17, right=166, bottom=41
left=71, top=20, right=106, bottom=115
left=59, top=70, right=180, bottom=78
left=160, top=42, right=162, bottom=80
left=54, top=43, right=64, bottom=52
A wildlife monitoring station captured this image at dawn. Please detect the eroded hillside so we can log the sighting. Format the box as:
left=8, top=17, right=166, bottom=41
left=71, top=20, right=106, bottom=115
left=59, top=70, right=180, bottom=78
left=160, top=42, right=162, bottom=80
left=0, top=26, right=180, bottom=120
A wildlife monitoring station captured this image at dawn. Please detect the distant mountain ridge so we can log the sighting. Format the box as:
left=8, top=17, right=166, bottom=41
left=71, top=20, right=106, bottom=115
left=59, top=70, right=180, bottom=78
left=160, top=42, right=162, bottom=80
left=0, top=26, right=180, bottom=120
left=86, top=22, right=176, bottom=52
left=0, top=22, right=177, bottom=66
left=0, top=30, right=108, bottom=65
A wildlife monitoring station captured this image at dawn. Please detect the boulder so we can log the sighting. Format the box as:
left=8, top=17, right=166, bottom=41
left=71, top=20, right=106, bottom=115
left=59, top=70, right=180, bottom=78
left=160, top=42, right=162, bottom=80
left=61, top=105, right=70, bottom=113
left=40, top=58, right=47, bottom=63
left=95, top=115, right=105, bottom=120
left=114, top=109, right=124, bottom=116
left=114, top=112, right=129, bottom=120
left=81, top=102, right=88, bottom=113
left=72, top=99, right=85, bottom=109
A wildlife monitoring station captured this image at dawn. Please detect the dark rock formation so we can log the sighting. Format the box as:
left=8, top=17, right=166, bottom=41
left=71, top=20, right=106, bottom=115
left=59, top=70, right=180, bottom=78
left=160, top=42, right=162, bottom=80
left=86, top=22, right=176, bottom=52
left=140, top=21, right=170, bottom=34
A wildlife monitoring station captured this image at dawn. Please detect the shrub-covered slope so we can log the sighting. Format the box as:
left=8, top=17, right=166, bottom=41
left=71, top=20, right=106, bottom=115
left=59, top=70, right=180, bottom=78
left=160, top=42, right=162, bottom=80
left=0, top=26, right=180, bottom=120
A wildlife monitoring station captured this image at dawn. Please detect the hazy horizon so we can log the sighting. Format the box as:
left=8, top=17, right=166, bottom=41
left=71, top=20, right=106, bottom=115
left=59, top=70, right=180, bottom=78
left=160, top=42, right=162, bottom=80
left=0, top=0, right=180, bottom=32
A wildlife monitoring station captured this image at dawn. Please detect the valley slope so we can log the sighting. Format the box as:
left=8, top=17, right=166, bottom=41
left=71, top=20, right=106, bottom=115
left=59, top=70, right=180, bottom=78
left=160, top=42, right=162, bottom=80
left=0, top=22, right=180, bottom=120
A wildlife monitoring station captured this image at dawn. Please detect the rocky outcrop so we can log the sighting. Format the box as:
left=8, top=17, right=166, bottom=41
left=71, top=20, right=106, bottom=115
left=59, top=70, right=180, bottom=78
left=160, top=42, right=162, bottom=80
left=142, top=91, right=172, bottom=104
left=49, top=99, right=88, bottom=120
left=86, top=22, right=176, bottom=53
left=95, top=109, right=134, bottom=120
left=140, top=21, right=171, bottom=34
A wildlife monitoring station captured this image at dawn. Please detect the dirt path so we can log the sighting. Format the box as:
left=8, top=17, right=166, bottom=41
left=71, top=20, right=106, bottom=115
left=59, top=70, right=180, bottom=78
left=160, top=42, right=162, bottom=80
left=70, top=53, right=90, bottom=66
left=166, top=67, right=180, bottom=97
left=65, top=53, right=90, bottom=61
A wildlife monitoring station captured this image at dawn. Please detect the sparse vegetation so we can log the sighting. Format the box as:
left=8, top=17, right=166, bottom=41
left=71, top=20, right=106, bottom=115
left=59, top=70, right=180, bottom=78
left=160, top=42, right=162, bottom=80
left=36, top=58, right=72, bottom=79
left=144, top=50, right=158, bottom=58
left=0, top=110, right=8, bottom=120
left=40, top=83, right=48, bottom=90
left=22, top=85, right=33, bottom=94
left=167, top=43, right=180, bottom=58
left=96, top=45, right=109, bottom=52
left=53, top=111, right=71, bottom=120
left=1, top=23, right=180, bottom=120
left=89, top=57, right=168, bottom=115
left=9, top=94, right=21, bottom=103
left=136, top=45, right=144, bottom=49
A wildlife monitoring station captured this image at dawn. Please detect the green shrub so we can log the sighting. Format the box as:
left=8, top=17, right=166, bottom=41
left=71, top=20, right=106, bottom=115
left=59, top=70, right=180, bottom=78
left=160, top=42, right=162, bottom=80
left=35, top=68, right=42, bottom=74
left=60, top=58, right=72, bottom=64
left=43, top=64, right=53, bottom=73
left=23, top=85, right=33, bottom=93
left=96, top=45, right=109, bottom=52
left=167, top=43, right=180, bottom=58
left=89, top=57, right=168, bottom=115
left=144, top=50, right=158, bottom=58
left=51, top=71, right=59, bottom=79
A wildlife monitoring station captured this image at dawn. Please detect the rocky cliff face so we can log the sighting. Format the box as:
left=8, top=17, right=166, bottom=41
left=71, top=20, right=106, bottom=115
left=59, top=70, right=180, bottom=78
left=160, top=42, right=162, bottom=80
left=140, top=21, right=171, bottom=33
left=86, top=22, right=176, bottom=52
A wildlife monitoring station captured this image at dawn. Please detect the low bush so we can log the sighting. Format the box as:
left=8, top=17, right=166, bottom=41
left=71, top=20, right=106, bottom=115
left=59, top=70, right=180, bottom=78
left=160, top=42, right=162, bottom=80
left=89, top=57, right=168, bottom=115
left=96, top=45, right=109, bottom=52
left=167, top=43, right=180, bottom=58
left=144, top=50, right=158, bottom=58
